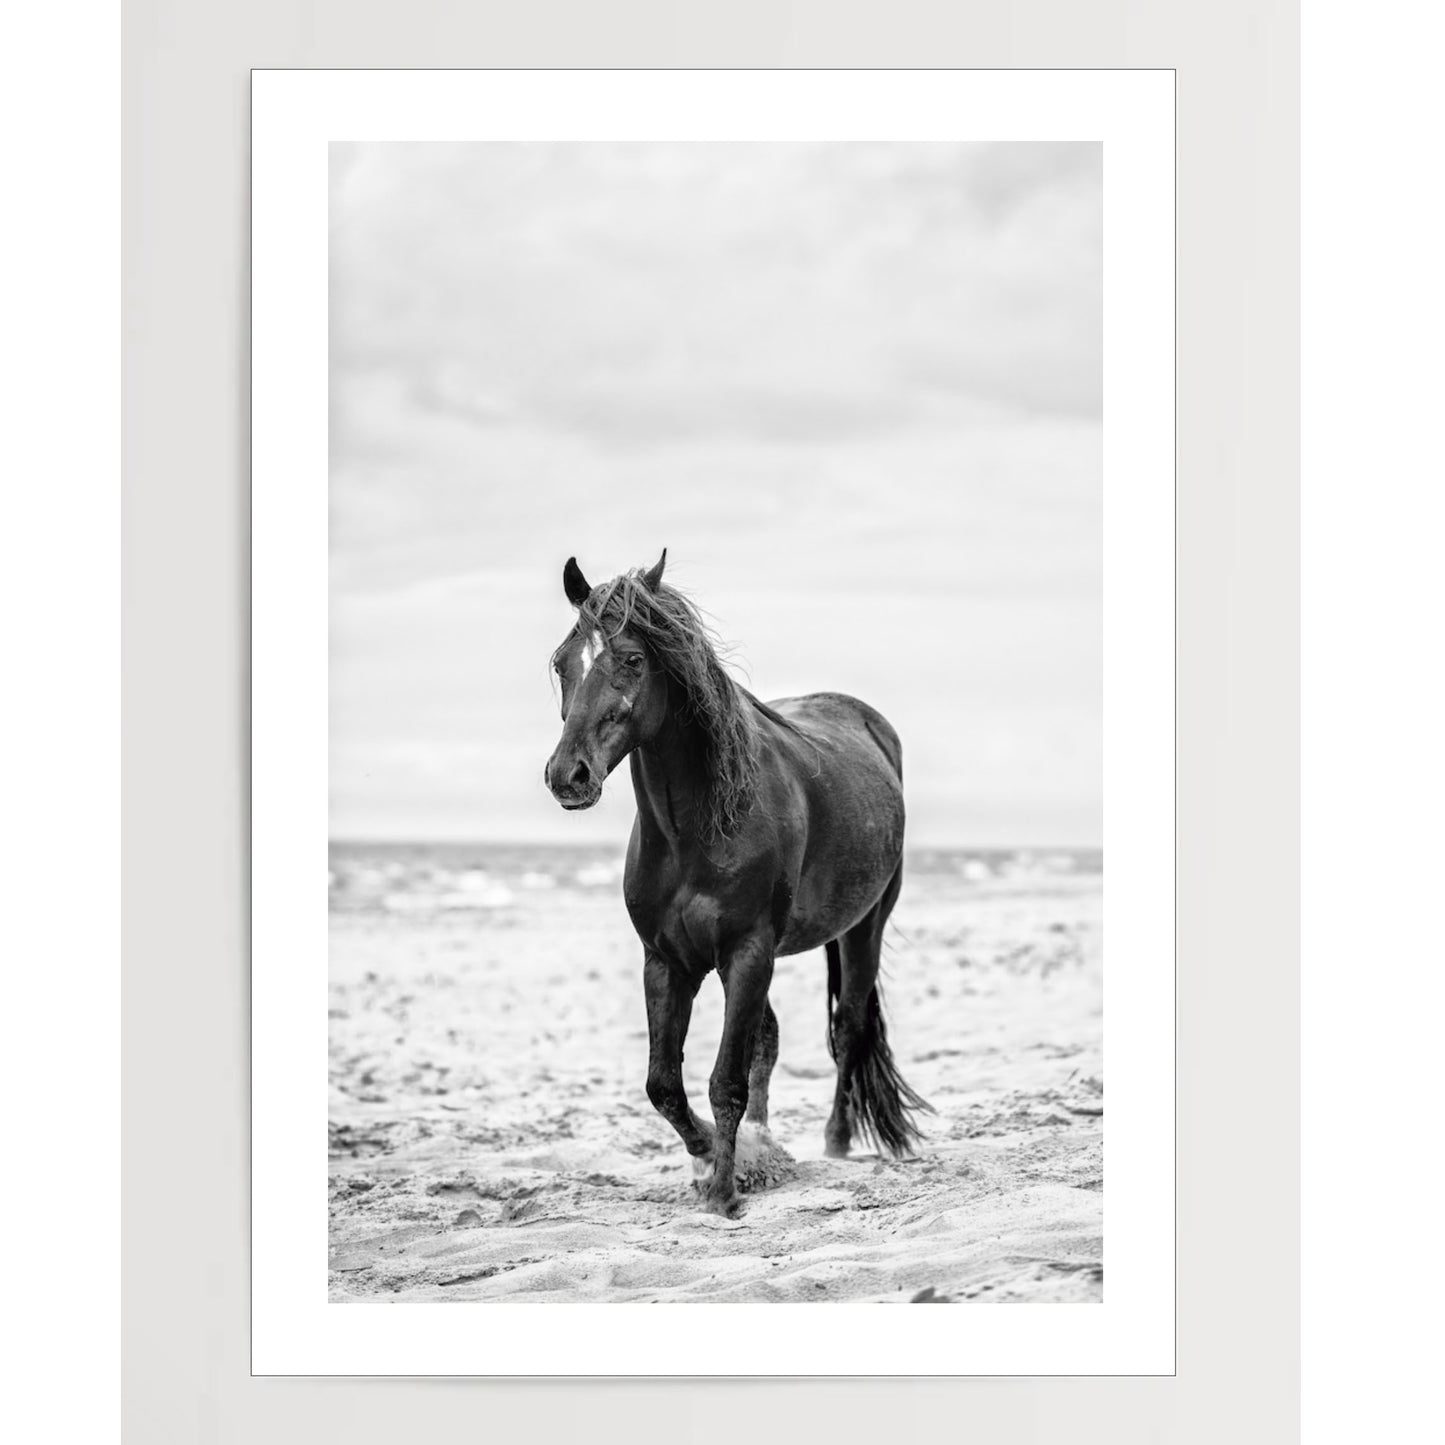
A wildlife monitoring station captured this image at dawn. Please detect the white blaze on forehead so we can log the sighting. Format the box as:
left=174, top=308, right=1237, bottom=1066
left=579, top=631, right=604, bottom=679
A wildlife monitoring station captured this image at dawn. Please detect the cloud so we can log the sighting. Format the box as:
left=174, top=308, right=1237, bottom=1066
left=330, top=143, right=1101, bottom=444
left=329, top=144, right=1101, bottom=844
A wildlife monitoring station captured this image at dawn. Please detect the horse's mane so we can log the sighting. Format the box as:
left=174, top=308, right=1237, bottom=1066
left=566, top=568, right=760, bottom=840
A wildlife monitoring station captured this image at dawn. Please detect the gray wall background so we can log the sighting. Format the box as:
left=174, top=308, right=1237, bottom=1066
left=124, top=3, right=1298, bottom=1441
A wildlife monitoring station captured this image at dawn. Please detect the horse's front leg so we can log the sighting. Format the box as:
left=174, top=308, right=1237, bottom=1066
left=643, top=951, right=714, bottom=1161
left=701, top=937, right=774, bottom=1218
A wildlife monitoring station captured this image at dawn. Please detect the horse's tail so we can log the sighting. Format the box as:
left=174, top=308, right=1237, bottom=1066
left=826, top=941, right=933, bottom=1157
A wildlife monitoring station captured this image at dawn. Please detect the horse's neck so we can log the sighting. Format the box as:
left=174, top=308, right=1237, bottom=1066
left=629, top=714, right=709, bottom=846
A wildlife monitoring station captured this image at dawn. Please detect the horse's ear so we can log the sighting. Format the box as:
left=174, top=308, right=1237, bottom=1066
left=562, top=556, right=591, bottom=606
left=641, top=548, right=668, bottom=593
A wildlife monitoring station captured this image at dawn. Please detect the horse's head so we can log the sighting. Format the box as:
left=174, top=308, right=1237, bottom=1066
left=544, top=550, right=671, bottom=811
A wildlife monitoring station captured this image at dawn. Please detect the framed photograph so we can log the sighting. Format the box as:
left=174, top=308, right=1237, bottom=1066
left=251, top=68, right=1175, bottom=1375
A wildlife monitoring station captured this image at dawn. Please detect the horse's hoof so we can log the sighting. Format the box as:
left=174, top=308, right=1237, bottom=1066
left=702, top=1189, right=743, bottom=1220
left=824, top=1135, right=851, bottom=1159
left=734, top=1122, right=797, bottom=1192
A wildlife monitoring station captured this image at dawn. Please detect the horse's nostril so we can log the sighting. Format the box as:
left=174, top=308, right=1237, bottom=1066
left=548, top=755, right=592, bottom=799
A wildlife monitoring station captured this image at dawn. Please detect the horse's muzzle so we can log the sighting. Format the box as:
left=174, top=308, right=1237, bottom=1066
left=545, top=754, right=602, bottom=811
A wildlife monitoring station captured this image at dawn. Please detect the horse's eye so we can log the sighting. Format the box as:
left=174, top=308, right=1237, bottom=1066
left=620, top=653, right=643, bottom=670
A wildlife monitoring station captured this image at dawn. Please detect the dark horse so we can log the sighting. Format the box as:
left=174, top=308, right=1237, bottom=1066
left=544, top=551, right=930, bottom=1216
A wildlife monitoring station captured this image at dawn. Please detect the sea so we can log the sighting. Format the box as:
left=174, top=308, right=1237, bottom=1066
left=328, top=841, right=1102, bottom=918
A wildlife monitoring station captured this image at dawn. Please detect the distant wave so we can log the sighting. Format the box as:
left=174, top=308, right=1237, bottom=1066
left=328, top=841, right=1101, bottom=917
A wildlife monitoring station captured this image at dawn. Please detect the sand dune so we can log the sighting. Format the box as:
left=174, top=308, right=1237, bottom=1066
left=328, top=851, right=1102, bottom=1304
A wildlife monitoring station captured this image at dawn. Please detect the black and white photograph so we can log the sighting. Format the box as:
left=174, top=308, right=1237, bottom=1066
left=325, top=141, right=1106, bottom=1305
left=97, top=1, right=1309, bottom=1433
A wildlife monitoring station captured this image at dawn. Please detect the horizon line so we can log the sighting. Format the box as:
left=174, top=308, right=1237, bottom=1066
left=328, top=835, right=1104, bottom=853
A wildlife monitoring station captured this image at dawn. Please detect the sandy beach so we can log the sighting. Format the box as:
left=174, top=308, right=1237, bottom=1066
left=328, top=844, right=1102, bottom=1304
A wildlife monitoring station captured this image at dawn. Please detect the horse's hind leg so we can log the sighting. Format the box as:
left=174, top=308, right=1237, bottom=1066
left=823, top=932, right=883, bottom=1159
left=825, top=864, right=922, bottom=1159
left=699, top=937, right=785, bottom=1217
left=728, top=998, right=795, bottom=1191
left=744, top=1002, right=779, bottom=1126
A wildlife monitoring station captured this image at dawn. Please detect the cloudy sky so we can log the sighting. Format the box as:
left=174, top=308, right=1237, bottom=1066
left=330, top=143, right=1101, bottom=846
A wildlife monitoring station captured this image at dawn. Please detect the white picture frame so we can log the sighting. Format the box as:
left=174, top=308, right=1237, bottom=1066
left=251, top=68, right=1175, bottom=1377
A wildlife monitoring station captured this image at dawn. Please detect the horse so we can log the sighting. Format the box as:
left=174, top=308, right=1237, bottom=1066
left=543, top=550, right=931, bottom=1217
